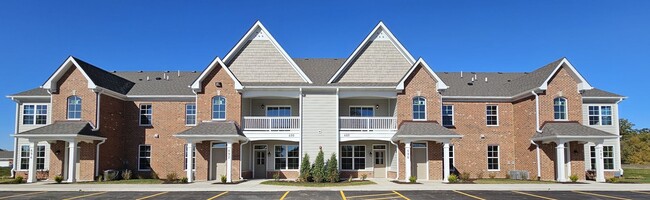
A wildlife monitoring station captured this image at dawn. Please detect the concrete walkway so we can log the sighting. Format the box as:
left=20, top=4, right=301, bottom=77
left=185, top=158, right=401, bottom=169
left=1, top=179, right=648, bottom=192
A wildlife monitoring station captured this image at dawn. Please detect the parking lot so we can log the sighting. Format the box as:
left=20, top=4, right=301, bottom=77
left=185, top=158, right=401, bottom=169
left=1, top=190, right=649, bottom=200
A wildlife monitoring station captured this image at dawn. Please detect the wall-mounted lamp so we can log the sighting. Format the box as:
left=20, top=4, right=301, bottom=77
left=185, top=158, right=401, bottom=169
left=369, top=151, right=372, bottom=156
left=215, top=82, right=223, bottom=88
left=480, top=134, right=486, bottom=140
left=375, top=105, right=380, bottom=110
left=261, top=104, right=265, bottom=109
left=268, top=151, right=271, bottom=156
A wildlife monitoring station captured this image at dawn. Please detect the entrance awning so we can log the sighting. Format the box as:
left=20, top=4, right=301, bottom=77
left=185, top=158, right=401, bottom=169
left=532, top=121, right=619, bottom=143
left=392, top=121, right=462, bottom=143
left=174, top=121, right=247, bottom=142
left=13, top=121, right=105, bottom=142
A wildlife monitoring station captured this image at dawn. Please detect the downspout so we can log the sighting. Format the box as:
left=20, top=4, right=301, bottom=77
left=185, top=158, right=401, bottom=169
left=11, top=98, right=19, bottom=178
left=239, top=139, right=249, bottom=180
left=95, top=139, right=106, bottom=177
left=390, top=140, right=399, bottom=181
left=531, top=90, right=542, bottom=180
left=615, top=97, right=624, bottom=175
left=93, top=89, right=103, bottom=177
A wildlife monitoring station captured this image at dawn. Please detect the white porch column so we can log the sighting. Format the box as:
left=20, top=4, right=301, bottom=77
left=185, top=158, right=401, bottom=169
left=226, top=141, right=233, bottom=183
left=186, top=141, right=195, bottom=183
left=67, top=140, right=78, bottom=183
left=443, top=142, right=450, bottom=183
left=595, top=143, right=606, bottom=182
left=26, top=141, right=38, bottom=183
left=404, top=142, right=412, bottom=181
left=555, top=142, right=566, bottom=182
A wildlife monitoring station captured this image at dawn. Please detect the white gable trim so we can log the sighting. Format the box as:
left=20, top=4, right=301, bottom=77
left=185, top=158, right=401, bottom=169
left=328, top=21, right=416, bottom=84
left=190, top=57, right=243, bottom=91
left=222, top=21, right=312, bottom=83
left=396, top=58, right=448, bottom=91
left=42, top=56, right=97, bottom=92
left=539, top=58, right=593, bottom=91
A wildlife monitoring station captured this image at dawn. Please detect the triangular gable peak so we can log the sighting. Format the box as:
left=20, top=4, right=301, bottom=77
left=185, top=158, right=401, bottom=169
left=397, top=58, right=448, bottom=91
left=222, top=21, right=312, bottom=83
left=540, top=58, right=592, bottom=91
left=328, top=21, right=416, bottom=83
left=42, top=56, right=97, bottom=92
left=191, top=57, right=243, bottom=92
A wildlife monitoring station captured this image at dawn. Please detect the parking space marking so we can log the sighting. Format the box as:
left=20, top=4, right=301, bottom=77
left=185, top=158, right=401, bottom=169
left=631, top=191, right=650, bottom=195
left=572, top=191, right=631, bottom=200
left=392, top=191, right=410, bottom=200
left=341, top=191, right=347, bottom=200
left=136, top=191, right=169, bottom=200
left=512, top=191, right=557, bottom=200
left=0, top=191, right=46, bottom=199
left=280, top=191, right=290, bottom=200
left=347, top=193, right=397, bottom=199
left=453, top=191, right=486, bottom=200
left=207, top=191, right=229, bottom=200
left=62, top=191, right=108, bottom=200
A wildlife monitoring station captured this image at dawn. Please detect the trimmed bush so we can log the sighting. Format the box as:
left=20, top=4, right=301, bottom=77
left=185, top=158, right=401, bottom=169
left=14, top=176, right=23, bottom=184
left=409, top=176, right=417, bottom=183
left=299, top=154, right=311, bottom=182
left=151, top=171, right=159, bottom=180
left=448, top=174, right=459, bottom=183
left=221, top=175, right=228, bottom=183
left=54, top=175, right=63, bottom=183
left=326, top=153, right=339, bottom=183
left=180, top=177, right=188, bottom=184
left=569, top=174, right=579, bottom=182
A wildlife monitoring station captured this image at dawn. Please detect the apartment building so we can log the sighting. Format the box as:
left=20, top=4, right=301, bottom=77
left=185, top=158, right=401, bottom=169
left=7, top=21, right=624, bottom=184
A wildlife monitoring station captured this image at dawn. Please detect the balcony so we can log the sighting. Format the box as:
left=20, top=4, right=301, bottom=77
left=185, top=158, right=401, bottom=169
left=243, top=116, right=301, bottom=132
left=339, top=117, right=397, bottom=132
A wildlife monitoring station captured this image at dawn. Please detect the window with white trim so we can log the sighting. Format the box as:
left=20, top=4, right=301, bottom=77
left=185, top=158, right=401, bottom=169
left=350, top=106, right=374, bottom=117
left=554, top=97, right=567, bottom=120
left=442, top=105, right=454, bottom=126
left=183, top=144, right=195, bottom=170
left=138, top=145, right=152, bottom=171
left=185, top=103, right=196, bottom=125
left=274, top=145, right=299, bottom=170
left=266, top=106, right=291, bottom=117
left=139, top=104, right=152, bottom=126
left=212, top=96, right=226, bottom=120
left=588, top=106, right=613, bottom=126
left=487, top=145, right=499, bottom=171
left=342, top=145, right=366, bottom=170
left=413, top=97, right=426, bottom=120
left=486, top=105, right=498, bottom=126
left=590, top=146, right=614, bottom=170
left=19, top=145, right=46, bottom=170
left=23, top=104, right=47, bottom=125
left=67, top=96, right=82, bottom=119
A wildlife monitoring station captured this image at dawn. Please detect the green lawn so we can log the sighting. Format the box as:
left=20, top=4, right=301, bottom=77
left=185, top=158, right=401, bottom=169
left=78, top=179, right=164, bottom=184
left=0, top=167, right=10, bottom=177
left=618, top=168, right=650, bottom=183
left=261, top=180, right=375, bottom=187
left=473, top=179, right=557, bottom=184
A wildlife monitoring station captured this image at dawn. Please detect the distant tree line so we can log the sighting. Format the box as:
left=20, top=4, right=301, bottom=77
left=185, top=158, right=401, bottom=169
left=620, top=118, right=650, bottom=164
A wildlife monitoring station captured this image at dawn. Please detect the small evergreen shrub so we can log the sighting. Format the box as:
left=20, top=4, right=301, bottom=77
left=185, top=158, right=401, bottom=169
left=448, top=174, right=459, bottom=183
left=299, top=154, right=311, bottom=182
left=180, top=177, right=188, bottom=184
left=151, top=171, right=159, bottom=180
left=569, top=174, right=579, bottom=182
left=221, top=175, right=228, bottom=183
left=311, top=150, right=325, bottom=183
left=409, top=176, right=417, bottom=183
left=326, top=153, right=339, bottom=182
left=606, top=177, right=620, bottom=183
left=54, top=175, right=63, bottom=183
left=14, top=176, right=23, bottom=184
left=273, top=172, right=280, bottom=182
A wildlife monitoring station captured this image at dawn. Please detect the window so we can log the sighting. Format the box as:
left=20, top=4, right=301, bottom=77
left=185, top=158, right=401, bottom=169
left=67, top=96, right=82, bottom=119
left=23, top=105, right=47, bottom=125
left=185, top=104, right=196, bottom=125
left=486, top=105, right=498, bottom=126
left=139, top=104, right=152, bottom=126
left=373, top=145, right=386, bottom=165
left=413, top=97, right=426, bottom=120
left=487, top=145, right=499, bottom=171
left=274, top=145, right=299, bottom=170
left=554, top=97, right=567, bottom=120
left=139, top=145, right=152, bottom=171
left=590, top=146, right=614, bottom=170
left=212, top=96, right=226, bottom=120
left=341, top=145, right=366, bottom=170
left=449, top=145, right=455, bottom=171
left=442, top=105, right=454, bottom=126
left=350, top=106, right=374, bottom=117
left=19, top=145, right=45, bottom=170
left=589, top=106, right=613, bottom=126
left=183, top=144, right=195, bottom=170
left=267, top=106, right=291, bottom=116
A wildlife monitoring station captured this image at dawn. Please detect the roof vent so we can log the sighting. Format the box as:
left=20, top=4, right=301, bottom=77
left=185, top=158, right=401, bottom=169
left=112, top=70, right=117, bottom=73
left=192, top=71, right=197, bottom=73
left=155, top=77, right=162, bottom=80
left=138, top=79, right=143, bottom=81
left=471, top=72, right=476, bottom=74
left=165, top=70, right=170, bottom=73
left=139, top=70, right=143, bottom=73
left=146, top=76, right=150, bottom=81
left=444, top=72, right=449, bottom=74
left=467, top=82, right=474, bottom=86
left=498, top=72, right=503, bottom=74
left=507, top=80, right=511, bottom=82
left=524, top=72, right=529, bottom=74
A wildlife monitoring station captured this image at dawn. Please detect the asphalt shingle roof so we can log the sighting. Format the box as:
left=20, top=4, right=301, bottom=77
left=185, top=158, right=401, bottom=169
left=395, top=121, right=460, bottom=137
left=18, top=121, right=98, bottom=136
left=532, top=122, right=618, bottom=140
left=73, top=57, right=135, bottom=95
left=582, top=88, right=624, bottom=98
left=176, top=121, right=244, bottom=136
left=113, top=71, right=199, bottom=96
left=0, top=150, right=12, bottom=159
left=9, top=88, right=49, bottom=97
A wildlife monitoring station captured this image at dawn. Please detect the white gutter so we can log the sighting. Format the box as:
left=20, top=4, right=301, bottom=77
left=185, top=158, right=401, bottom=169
left=615, top=97, right=624, bottom=175
left=95, top=139, right=106, bottom=177
left=531, top=91, right=542, bottom=180
left=11, top=98, right=19, bottom=178
left=93, top=89, right=103, bottom=131
left=239, top=139, right=249, bottom=180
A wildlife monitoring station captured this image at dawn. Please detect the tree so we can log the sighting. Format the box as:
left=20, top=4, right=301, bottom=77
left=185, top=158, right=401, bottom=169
left=299, top=154, right=311, bottom=182
left=620, top=118, right=650, bottom=164
left=619, top=118, right=636, bottom=136
left=311, top=150, right=325, bottom=183
left=326, top=153, right=340, bottom=183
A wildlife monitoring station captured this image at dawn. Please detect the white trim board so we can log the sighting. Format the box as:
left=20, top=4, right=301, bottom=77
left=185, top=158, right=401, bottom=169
left=190, top=57, right=243, bottom=91
left=396, top=58, right=449, bottom=91
left=42, top=56, right=97, bottom=92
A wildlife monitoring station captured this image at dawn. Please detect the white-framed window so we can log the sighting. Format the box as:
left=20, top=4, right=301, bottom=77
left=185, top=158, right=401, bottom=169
left=341, top=145, right=366, bottom=170
left=23, top=104, right=48, bottom=125
left=373, top=144, right=386, bottom=165
left=183, top=144, right=196, bottom=170
left=486, top=105, right=498, bottom=126
left=554, top=97, right=567, bottom=120
left=67, top=96, right=82, bottom=120
left=185, top=103, right=196, bottom=125
left=139, top=104, right=152, bottom=126
left=588, top=106, right=613, bottom=126
left=19, top=145, right=46, bottom=170
left=254, top=145, right=267, bottom=165
left=138, top=145, right=152, bottom=171
left=449, top=145, right=455, bottom=171
left=350, top=106, right=374, bottom=117
left=212, top=96, right=226, bottom=120
left=590, top=146, right=614, bottom=170
left=413, top=96, right=426, bottom=120
left=442, top=105, right=454, bottom=126
left=487, top=145, right=499, bottom=171
left=266, top=106, right=291, bottom=116
left=274, top=145, right=299, bottom=170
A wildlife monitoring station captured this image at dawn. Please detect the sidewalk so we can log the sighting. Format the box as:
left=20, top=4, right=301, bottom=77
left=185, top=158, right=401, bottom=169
left=1, top=179, right=648, bottom=192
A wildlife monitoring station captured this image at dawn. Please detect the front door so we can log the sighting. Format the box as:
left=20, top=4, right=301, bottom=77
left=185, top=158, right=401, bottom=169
left=254, top=149, right=267, bottom=178
left=373, top=150, right=386, bottom=178
left=211, top=143, right=227, bottom=180
left=412, top=143, right=427, bottom=180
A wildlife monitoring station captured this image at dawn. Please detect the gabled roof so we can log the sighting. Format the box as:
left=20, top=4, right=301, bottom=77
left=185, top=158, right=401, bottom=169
left=222, top=21, right=312, bottom=83
left=17, top=121, right=97, bottom=136
left=328, top=21, right=416, bottom=83
left=582, top=88, right=625, bottom=98
left=8, top=88, right=50, bottom=97
left=396, top=58, right=448, bottom=90
left=190, top=57, right=242, bottom=92
left=115, top=71, right=200, bottom=96
left=532, top=121, right=618, bottom=141
left=42, top=56, right=135, bottom=95
left=508, top=57, right=592, bottom=94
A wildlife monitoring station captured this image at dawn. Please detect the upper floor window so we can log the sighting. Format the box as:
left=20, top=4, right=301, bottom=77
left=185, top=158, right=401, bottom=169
left=212, top=96, right=226, bottom=120
left=139, top=104, right=152, bottom=126
left=267, top=106, right=292, bottom=117
left=486, top=105, right=498, bottom=126
left=413, top=96, right=426, bottom=120
left=23, top=104, right=47, bottom=125
left=442, top=105, right=454, bottom=126
left=350, top=106, right=374, bottom=117
left=588, top=106, right=613, bottom=126
left=185, top=103, right=196, bottom=125
left=67, top=96, right=82, bottom=120
left=554, top=97, right=567, bottom=120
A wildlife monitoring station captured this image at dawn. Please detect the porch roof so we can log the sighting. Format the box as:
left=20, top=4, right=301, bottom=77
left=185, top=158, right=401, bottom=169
left=532, top=121, right=619, bottom=142
left=392, top=121, right=462, bottom=142
left=13, top=121, right=105, bottom=141
left=175, top=121, right=247, bottom=142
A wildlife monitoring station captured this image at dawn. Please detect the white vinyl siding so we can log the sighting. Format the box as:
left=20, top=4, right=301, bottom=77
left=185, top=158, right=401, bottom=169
left=301, top=92, right=338, bottom=163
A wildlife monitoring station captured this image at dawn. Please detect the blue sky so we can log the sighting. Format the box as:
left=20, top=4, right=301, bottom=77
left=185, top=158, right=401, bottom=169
left=1, top=0, right=648, bottom=150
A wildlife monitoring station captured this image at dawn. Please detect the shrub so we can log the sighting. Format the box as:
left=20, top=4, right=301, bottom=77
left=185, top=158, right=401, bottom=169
left=311, top=150, right=325, bottom=183
left=122, top=169, right=132, bottom=180
left=409, top=176, right=417, bottom=183
left=460, top=172, right=471, bottom=182
left=477, top=171, right=484, bottom=179
left=348, top=175, right=353, bottom=182
left=448, top=174, right=459, bottom=183
left=326, top=153, right=339, bottom=183
left=166, top=172, right=178, bottom=183
left=151, top=171, right=159, bottom=180
left=97, top=175, right=103, bottom=182
left=569, top=174, right=579, bottom=183
left=488, top=173, right=496, bottom=179
left=606, top=177, right=619, bottom=183
left=221, top=175, right=228, bottom=183
left=361, top=174, right=367, bottom=181
left=273, top=172, right=280, bottom=182
left=180, top=177, right=188, bottom=184
left=299, top=154, right=311, bottom=182
left=54, top=175, right=63, bottom=183
left=14, top=176, right=23, bottom=184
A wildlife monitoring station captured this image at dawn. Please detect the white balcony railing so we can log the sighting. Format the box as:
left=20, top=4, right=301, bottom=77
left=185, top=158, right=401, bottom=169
left=339, top=117, right=397, bottom=132
left=243, top=116, right=301, bottom=132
